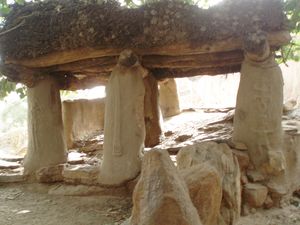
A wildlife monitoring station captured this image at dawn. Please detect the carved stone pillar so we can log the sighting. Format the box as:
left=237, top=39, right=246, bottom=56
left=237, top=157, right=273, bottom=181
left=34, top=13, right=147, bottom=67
left=144, top=74, right=162, bottom=147
left=233, top=36, right=285, bottom=175
left=99, top=50, right=147, bottom=186
left=24, top=75, right=67, bottom=175
left=159, top=78, right=181, bottom=118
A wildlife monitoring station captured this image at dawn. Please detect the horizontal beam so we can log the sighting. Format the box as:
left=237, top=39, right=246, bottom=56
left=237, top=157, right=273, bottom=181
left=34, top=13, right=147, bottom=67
left=152, top=65, right=241, bottom=79
left=5, top=31, right=290, bottom=68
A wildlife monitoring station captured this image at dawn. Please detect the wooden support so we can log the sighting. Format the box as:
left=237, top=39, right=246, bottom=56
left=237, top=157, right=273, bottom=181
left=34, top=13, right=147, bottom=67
left=144, top=74, right=162, bottom=147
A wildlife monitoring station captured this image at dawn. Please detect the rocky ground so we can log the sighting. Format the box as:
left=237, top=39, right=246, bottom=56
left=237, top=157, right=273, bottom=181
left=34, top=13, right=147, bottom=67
left=1, top=109, right=300, bottom=225
left=0, top=183, right=300, bottom=225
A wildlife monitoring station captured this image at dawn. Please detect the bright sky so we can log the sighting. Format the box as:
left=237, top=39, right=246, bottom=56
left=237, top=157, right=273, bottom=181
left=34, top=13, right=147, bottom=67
left=7, top=0, right=224, bottom=7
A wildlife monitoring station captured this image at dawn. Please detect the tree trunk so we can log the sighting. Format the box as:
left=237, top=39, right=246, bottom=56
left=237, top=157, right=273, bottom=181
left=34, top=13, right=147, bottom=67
left=144, top=74, right=162, bottom=147
left=24, top=75, right=67, bottom=175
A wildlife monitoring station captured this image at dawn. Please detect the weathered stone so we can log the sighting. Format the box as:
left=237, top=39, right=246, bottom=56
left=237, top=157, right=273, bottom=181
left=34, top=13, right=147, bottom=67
left=63, top=164, right=98, bottom=185
left=263, top=195, right=274, bottom=209
left=36, top=164, right=64, bottom=183
left=144, top=74, right=162, bottom=147
left=24, top=76, right=67, bottom=175
left=0, top=173, right=26, bottom=183
left=241, top=173, right=249, bottom=185
left=0, top=159, right=20, bottom=169
left=99, top=50, right=147, bottom=186
left=227, top=140, right=248, bottom=151
left=247, top=170, right=266, bottom=182
left=232, top=51, right=285, bottom=175
left=181, top=163, right=222, bottom=225
left=159, top=78, right=181, bottom=118
left=177, top=141, right=241, bottom=225
left=62, top=98, right=105, bottom=149
left=243, top=183, right=268, bottom=208
left=232, top=149, right=250, bottom=171
left=129, top=149, right=202, bottom=225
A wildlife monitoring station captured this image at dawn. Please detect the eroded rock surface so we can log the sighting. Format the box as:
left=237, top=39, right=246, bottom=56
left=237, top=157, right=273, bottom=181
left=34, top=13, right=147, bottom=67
left=181, top=163, right=222, bottom=225
left=129, top=149, right=202, bottom=225
left=177, top=141, right=241, bottom=225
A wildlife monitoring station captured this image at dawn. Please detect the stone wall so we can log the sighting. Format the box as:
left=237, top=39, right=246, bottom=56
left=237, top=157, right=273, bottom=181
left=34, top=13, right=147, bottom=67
left=62, top=98, right=105, bottom=148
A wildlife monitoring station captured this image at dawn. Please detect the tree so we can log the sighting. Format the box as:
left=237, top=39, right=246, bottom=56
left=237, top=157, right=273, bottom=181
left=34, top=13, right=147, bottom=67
left=0, top=0, right=299, bottom=99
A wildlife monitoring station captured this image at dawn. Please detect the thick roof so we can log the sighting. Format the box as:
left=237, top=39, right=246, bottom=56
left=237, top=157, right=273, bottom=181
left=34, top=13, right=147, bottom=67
left=0, top=0, right=291, bottom=90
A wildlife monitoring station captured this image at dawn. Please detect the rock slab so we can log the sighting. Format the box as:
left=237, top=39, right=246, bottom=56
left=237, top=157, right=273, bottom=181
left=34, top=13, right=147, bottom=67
left=129, top=149, right=202, bottom=225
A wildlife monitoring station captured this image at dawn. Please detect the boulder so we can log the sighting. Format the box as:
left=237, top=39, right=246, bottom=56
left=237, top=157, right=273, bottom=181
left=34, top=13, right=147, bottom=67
left=62, top=164, right=98, bottom=185
left=177, top=141, right=241, bottom=225
left=181, top=163, right=222, bottom=225
left=129, top=149, right=202, bottom=225
left=232, top=150, right=250, bottom=171
left=36, top=164, right=64, bottom=183
left=243, top=183, right=268, bottom=208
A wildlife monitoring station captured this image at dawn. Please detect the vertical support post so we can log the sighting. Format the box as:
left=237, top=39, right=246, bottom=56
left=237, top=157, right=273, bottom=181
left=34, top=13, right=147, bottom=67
left=24, top=75, right=67, bottom=175
left=233, top=35, right=285, bottom=175
left=159, top=78, right=181, bottom=118
left=99, top=50, right=147, bottom=185
left=144, top=74, right=162, bottom=147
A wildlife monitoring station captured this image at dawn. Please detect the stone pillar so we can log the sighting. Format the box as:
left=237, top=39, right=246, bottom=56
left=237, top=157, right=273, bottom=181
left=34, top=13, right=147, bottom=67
left=159, top=78, right=181, bottom=118
left=233, top=36, right=285, bottom=175
left=24, top=75, right=67, bottom=175
left=144, top=74, right=162, bottom=147
left=99, top=50, right=147, bottom=186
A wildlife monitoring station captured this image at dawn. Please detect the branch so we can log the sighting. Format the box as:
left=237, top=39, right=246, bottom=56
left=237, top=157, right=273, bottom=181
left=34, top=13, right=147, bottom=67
left=0, top=20, right=25, bottom=37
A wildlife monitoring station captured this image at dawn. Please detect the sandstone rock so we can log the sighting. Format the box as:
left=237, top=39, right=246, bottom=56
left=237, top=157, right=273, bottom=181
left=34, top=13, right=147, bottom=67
left=241, top=174, right=249, bottom=185
left=36, top=164, right=64, bottom=183
left=129, top=149, right=202, bottom=225
left=62, top=98, right=105, bottom=149
left=0, top=159, right=20, bottom=169
left=63, top=164, right=98, bottom=185
left=227, top=140, right=248, bottom=151
left=232, top=150, right=250, bottom=171
left=177, top=142, right=241, bottom=225
left=0, top=173, right=26, bottom=183
left=263, top=195, right=274, bottom=209
left=181, top=163, right=222, bottom=225
left=243, top=183, right=268, bottom=208
left=246, top=170, right=266, bottom=182
left=159, top=78, right=181, bottom=118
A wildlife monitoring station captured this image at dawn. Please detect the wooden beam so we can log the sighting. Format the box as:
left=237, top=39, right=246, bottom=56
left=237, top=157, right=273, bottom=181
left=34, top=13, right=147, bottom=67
left=5, top=31, right=291, bottom=68
left=152, top=65, right=241, bottom=79
left=60, top=75, right=108, bottom=91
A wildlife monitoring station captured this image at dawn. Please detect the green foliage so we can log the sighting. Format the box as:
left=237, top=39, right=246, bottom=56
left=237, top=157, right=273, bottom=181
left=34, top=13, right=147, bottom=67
left=0, top=76, right=26, bottom=99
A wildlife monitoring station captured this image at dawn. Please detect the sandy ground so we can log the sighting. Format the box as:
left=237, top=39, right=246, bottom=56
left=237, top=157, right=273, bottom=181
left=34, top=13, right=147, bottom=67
left=0, top=183, right=131, bottom=225
left=1, top=183, right=300, bottom=225
left=1, top=110, right=300, bottom=225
